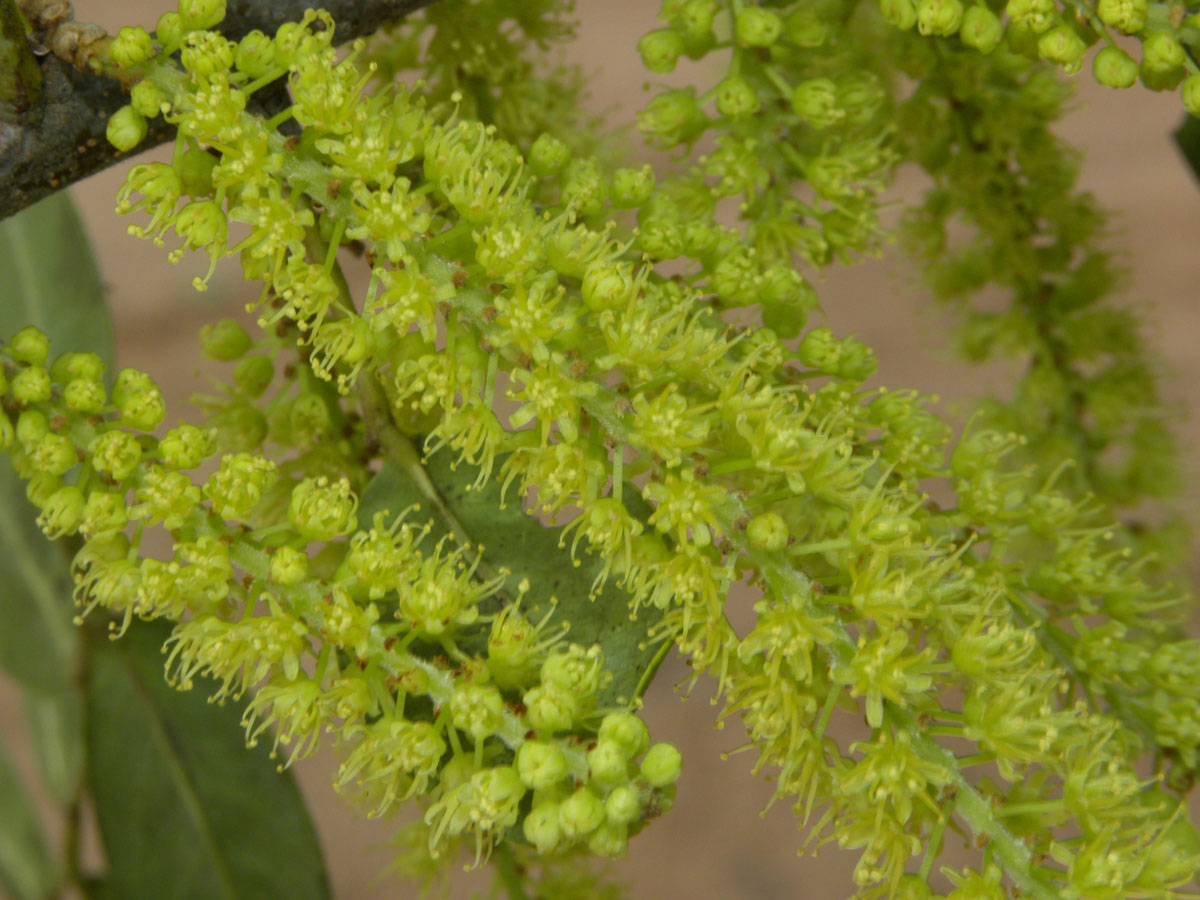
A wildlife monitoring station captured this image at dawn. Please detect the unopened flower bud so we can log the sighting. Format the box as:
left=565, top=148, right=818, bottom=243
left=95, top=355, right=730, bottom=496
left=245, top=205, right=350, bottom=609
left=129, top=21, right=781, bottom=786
left=233, top=355, right=274, bottom=398
left=1096, top=0, right=1147, bottom=33
left=63, top=378, right=106, bottom=414
left=235, top=29, right=277, bottom=78
left=1094, top=46, right=1139, bottom=88
left=960, top=6, right=1004, bottom=53
left=177, top=147, right=217, bottom=197
left=1006, top=0, right=1055, bottom=34
left=916, top=0, right=964, bottom=36
left=638, top=28, right=685, bottom=74
left=112, top=369, right=165, bottom=431
left=523, top=801, right=561, bottom=853
left=640, top=742, right=682, bottom=787
left=130, top=79, right=164, bottom=118
left=792, top=78, right=843, bottom=129
left=588, top=740, right=629, bottom=787
left=528, top=133, right=571, bottom=178
left=90, top=430, right=143, bottom=482
left=1037, top=25, right=1087, bottom=73
left=10, top=328, right=49, bottom=366
left=288, top=477, right=357, bottom=542
left=108, top=26, right=156, bottom=69
left=158, top=424, right=216, bottom=469
left=155, top=12, right=184, bottom=46
left=270, top=545, right=309, bottom=586
left=598, top=713, right=650, bottom=758
left=11, top=366, right=52, bottom=404
left=605, top=784, right=641, bottom=825
left=1142, top=31, right=1185, bottom=74
left=107, top=106, right=148, bottom=153
left=516, top=741, right=569, bottom=790
left=178, top=0, right=226, bottom=30
left=748, top=511, right=789, bottom=551
left=610, top=165, right=655, bottom=208
left=715, top=74, right=760, bottom=117
left=880, top=0, right=917, bottom=30
left=736, top=7, right=783, bottom=46
left=582, top=264, right=635, bottom=312
left=559, top=788, right=605, bottom=840
left=81, top=491, right=130, bottom=540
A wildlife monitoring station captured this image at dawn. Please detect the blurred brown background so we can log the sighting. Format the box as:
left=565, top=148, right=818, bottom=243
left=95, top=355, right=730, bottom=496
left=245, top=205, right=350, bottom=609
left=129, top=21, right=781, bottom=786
left=3, top=1, right=1200, bottom=898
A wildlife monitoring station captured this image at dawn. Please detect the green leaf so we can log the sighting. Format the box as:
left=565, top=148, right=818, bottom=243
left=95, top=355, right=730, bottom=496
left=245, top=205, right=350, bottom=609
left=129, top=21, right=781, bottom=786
left=85, top=620, right=332, bottom=900
left=0, top=189, right=114, bottom=798
left=1172, top=112, right=1200, bottom=185
left=23, top=688, right=84, bottom=804
left=0, top=190, right=115, bottom=371
left=359, top=450, right=667, bottom=706
left=0, top=735, right=56, bottom=900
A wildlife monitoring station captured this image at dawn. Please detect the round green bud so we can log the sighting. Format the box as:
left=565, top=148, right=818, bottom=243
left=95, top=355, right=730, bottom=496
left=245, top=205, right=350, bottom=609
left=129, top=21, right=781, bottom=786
left=960, top=6, right=1004, bottom=53
left=1142, top=31, right=1185, bottom=73
left=588, top=822, right=628, bottom=858
left=715, top=74, right=760, bottom=117
left=158, top=424, right=216, bottom=469
left=288, top=476, right=357, bottom=542
left=747, top=510, right=789, bottom=551
left=558, top=788, right=605, bottom=840
left=112, top=369, right=165, bottom=431
left=735, top=7, right=783, bottom=47
left=11, top=366, right=52, bottom=405
left=269, top=545, right=309, bottom=586
left=81, top=491, right=129, bottom=540
left=604, top=784, right=641, bottom=825
left=638, top=28, right=685, bottom=74
left=31, top=433, right=77, bottom=476
left=791, top=78, right=843, bottom=129
left=640, top=742, right=682, bottom=787
left=1005, top=0, right=1055, bottom=34
left=880, top=0, right=917, bottom=30
left=523, top=801, right=562, bottom=853
left=155, top=12, right=184, bottom=46
left=528, top=133, right=571, bottom=178
left=130, top=80, right=165, bottom=118
left=677, top=0, right=717, bottom=39
left=1183, top=74, right=1200, bottom=116
left=50, top=352, right=105, bottom=385
left=235, top=29, right=277, bottom=78
left=1038, top=24, right=1087, bottom=73
left=562, top=158, right=608, bottom=217
left=233, top=354, right=274, bottom=398
left=610, top=165, right=655, bottom=208
left=1096, top=0, right=1147, bottom=33
left=516, top=741, right=570, bottom=790
left=38, top=486, right=85, bottom=538
left=587, top=740, right=630, bottom=787
left=582, top=264, right=635, bottom=312
left=25, top=473, right=62, bottom=509
left=91, top=430, right=143, bottom=482
left=785, top=9, right=828, bottom=46
left=598, top=713, right=650, bottom=759
left=173, top=200, right=227, bottom=251
left=63, top=378, right=106, bottom=415
left=637, top=88, right=705, bottom=147
left=916, top=0, right=964, bottom=36
left=201, top=319, right=252, bottom=361
left=10, top=327, right=49, bottom=366
left=1093, top=45, right=1139, bottom=88
left=16, top=410, right=49, bottom=447
left=178, top=0, right=226, bottom=30
left=285, top=394, right=331, bottom=447
left=524, top=684, right=579, bottom=733
left=177, top=147, right=217, bottom=197
left=107, top=106, right=148, bottom=153
left=108, top=26, right=156, bottom=69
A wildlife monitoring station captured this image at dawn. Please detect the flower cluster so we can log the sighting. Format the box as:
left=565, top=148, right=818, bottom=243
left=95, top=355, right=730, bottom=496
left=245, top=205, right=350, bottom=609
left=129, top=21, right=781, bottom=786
left=881, top=0, right=1200, bottom=116
left=2, top=0, right=1193, bottom=898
